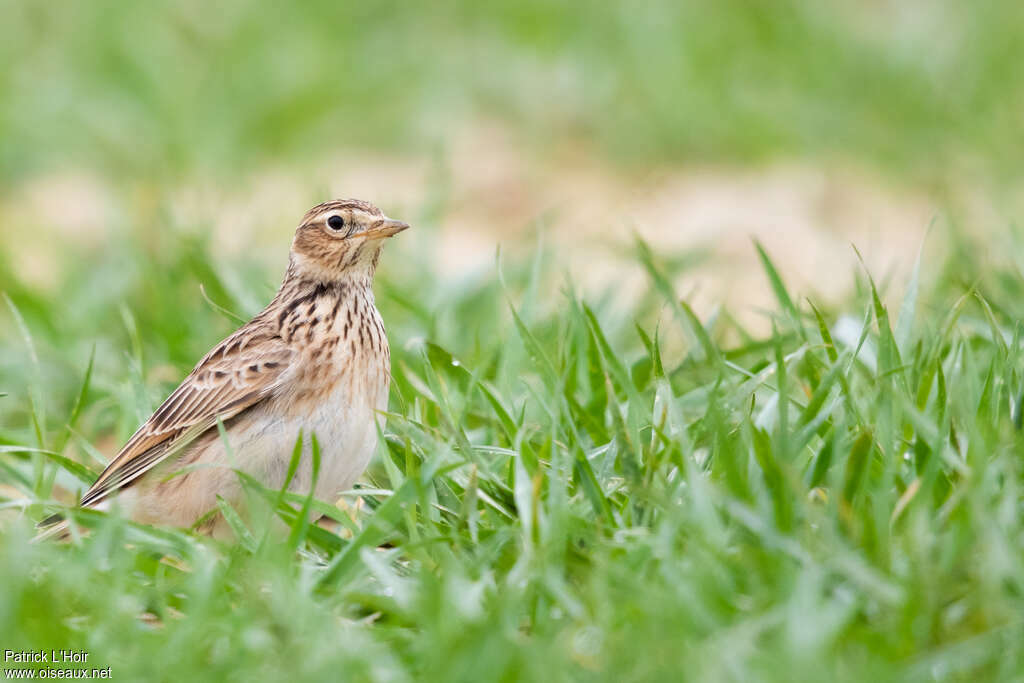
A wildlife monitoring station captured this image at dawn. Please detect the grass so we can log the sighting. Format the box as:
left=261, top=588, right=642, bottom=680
left=4, top=1, right=1024, bottom=679
left=2, top=0, right=1023, bottom=189
left=2, top=205, right=1024, bottom=681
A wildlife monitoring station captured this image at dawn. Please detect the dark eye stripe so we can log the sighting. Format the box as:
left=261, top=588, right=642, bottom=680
left=327, top=215, right=345, bottom=230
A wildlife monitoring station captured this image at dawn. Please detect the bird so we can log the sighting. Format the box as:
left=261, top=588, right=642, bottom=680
left=39, top=199, right=408, bottom=539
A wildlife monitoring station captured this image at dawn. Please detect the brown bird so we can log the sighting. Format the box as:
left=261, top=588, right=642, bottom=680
left=40, top=199, right=408, bottom=539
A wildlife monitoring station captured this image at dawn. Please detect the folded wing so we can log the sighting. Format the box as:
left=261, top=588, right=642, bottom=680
left=80, top=329, right=292, bottom=508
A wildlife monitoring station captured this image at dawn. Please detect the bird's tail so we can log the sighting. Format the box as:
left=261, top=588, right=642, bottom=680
left=32, top=512, right=72, bottom=543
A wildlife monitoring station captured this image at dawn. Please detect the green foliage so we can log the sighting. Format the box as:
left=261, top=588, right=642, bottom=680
left=2, top=213, right=1024, bottom=681
left=1, top=0, right=1022, bottom=185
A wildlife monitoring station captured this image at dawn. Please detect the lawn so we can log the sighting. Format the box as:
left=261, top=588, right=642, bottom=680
left=2, top=1, right=1024, bottom=681
left=3, top=0, right=1023, bottom=189
left=3, top=221, right=1024, bottom=680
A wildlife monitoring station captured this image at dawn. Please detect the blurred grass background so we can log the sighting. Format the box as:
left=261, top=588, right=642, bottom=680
left=3, top=1, right=1024, bottom=681
left=3, top=0, right=1023, bottom=186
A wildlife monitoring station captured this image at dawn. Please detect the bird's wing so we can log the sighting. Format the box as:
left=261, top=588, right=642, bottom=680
left=79, top=328, right=293, bottom=508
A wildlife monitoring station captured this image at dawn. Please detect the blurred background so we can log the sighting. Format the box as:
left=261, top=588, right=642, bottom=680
left=2, top=0, right=1024, bottom=432
left=3, top=0, right=1023, bottom=308
left=3, top=3, right=1024, bottom=676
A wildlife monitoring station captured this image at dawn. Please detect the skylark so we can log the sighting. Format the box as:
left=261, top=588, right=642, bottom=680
left=41, top=199, right=408, bottom=538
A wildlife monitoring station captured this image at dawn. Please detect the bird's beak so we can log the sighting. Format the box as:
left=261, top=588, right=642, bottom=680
left=349, top=218, right=410, bottom=240
left=377, top=218, right=410, bottom=237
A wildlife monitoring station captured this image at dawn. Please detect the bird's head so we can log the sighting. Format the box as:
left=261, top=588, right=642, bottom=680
left=289, top=199, right=408, bottom=282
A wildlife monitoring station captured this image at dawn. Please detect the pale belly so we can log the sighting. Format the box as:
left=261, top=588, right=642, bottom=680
left=123, top=353, right=390, bottom=532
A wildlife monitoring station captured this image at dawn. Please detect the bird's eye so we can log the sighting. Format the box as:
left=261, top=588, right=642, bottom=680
left=327, top=215, right=345, bottom=231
